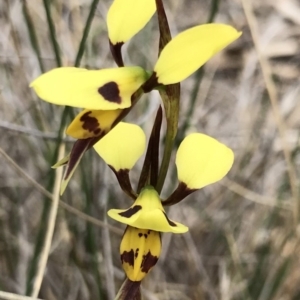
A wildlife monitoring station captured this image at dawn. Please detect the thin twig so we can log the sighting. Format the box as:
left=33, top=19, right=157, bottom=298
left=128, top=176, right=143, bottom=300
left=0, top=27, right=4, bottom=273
left=222, top=178, right=292, bottom=211
left=0, top=291, right=43, bottom=300
left=0, top=146, right=122, bottom=235
left=241, top=0, right=299, bottom=224
left=30, top=142, right=65, bottom=297
left=0, top=121, right=74, bottom=142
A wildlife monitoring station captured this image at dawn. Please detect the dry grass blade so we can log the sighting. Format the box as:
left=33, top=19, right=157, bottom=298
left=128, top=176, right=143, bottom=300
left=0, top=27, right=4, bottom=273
left=30, top=142, right=65, bottom=297
left=0, top=291, right=43, bottom=300
left=241, top=0, right=299, bottom=225
left=0, top=146, right=122, bottom=235
left=222, top=178, right=292, bottom=210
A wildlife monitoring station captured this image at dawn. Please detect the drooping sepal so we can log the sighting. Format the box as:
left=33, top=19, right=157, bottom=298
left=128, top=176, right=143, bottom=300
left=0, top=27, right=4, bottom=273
left=108, top=186, right=188, bottom=233
left=107, top=0, right=156, bottom=45
left=176, top=133, right=234, bottom=190
left=110, top=168, right=137, bottom=200
left=94, top=122, right=146, bottom=171
left=30, top=67, right=148, bottom=110
left=59, top=137, right=99, bottom=195
left=120, top=226, right=161, bottom=282
left=154, top=24, right=242, bottom=84
left=66, top=108, right=122, bottom=139
left=163, top=182, right=195, bottom=206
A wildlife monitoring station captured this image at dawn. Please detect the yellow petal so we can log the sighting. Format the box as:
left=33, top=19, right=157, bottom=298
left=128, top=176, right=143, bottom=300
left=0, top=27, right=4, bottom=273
left=107, top=0, right=156, bottom=45
left=120, top=226, right=161, bottom=281
left=94, top=122, right=146, bottom=171
left=66, top=109, right=122, bottom=139
left=154, top=24, right=242, bottom=84
left=108, top=186, right=188, bottom=233
left=30, top=67, right=147, bottom=110
left=176, top=133, right=234, bottom=189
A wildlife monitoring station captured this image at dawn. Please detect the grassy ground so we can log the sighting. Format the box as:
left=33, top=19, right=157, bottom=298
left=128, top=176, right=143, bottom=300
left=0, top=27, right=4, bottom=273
left=1, top=0, right=300, bottom=299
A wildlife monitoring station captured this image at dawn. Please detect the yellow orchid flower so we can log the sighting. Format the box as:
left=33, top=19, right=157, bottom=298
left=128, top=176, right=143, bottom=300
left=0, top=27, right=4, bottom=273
left=29, top=0, right=240, bottom=197
left=109, top=186, right=187, bottom=282
left=108, top=186, right=188, bottom=233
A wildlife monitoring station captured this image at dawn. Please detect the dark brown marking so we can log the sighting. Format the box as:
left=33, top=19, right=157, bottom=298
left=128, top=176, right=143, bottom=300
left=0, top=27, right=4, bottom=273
left=148, top=230, right=151, bottom=234
left=138, top=233, right=143, bottom=238
left=98, top=81, right=121, bottom=103
left=109, top=40, right=124, bottom=67
left=134, top=248, right=139, bottom=258
left=142, top=72, right=159, bottom=93
left=144, top=234, right=148, bottom=238
left=64, top=138, right=93, bottom=179
left=121, top=249, right=134, bottom=267
left=80, top=111, right=101, bottom=135
left=141, top=251, right=158, bottom=273
left=163, top=212, right=177, bottom=227
left=119, top=205, right=142, bottom=218
left=94, top=128, right=101, bottom=135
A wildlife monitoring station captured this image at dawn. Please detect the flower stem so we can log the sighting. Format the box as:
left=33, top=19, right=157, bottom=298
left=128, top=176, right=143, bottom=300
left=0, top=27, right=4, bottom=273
left=114, top=279, right=141, bottom=300
left=156, top=85, right=180, bottom=194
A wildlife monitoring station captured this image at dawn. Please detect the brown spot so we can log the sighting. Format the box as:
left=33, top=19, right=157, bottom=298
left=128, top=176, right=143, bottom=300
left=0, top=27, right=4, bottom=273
left=144, top=234, right=148, bottom=238
left=119, top=205, right=142, bottom=218
left=141, top=251, right=158, bottom=273
left=148, top=230, right=151, bottom=234
left=138, top=233, right=143, bottom=238
left=94, top=128, right=101, bottom=135
left=163, top=212, right=177, bottom=227
left=80, top=111, right=101, bottom=135
left=109, top=40, right=124, bottom=67
left=135, top=248, right=139, bottom=258
left=98, top=81, right=121, bottom=103
left=121, top=249, right=134, bottom=267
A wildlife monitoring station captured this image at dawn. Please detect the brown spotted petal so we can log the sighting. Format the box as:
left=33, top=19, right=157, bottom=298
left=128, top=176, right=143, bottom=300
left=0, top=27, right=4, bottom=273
left=66, top=108, right=122, bottom=139
left=120, top=226, right=161, bottom=282
left=108, top=186, right=188, bottom=233
left=30, top=66, right=147, bottom=110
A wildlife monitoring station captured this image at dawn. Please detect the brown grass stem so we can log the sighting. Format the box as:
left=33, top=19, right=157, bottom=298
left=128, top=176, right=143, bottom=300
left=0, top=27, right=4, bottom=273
left=241, top=0, right=299, bottom=225
left=30, top=142, right=65, bottom=297
left=0, top=146, right=123, bottom=235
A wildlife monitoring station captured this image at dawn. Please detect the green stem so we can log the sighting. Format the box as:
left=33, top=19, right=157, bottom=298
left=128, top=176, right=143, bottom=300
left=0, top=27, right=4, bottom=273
left=74, top=0, right=99, bottom=67
left=156, top=87, right=179, bottom=193
left=42, top=0, right=62, bottom=67
left=156, top=124, right=174, bottom=193
left=207, top=0, right=220, bottom=23
left=22, top=1, right=45, bottom=72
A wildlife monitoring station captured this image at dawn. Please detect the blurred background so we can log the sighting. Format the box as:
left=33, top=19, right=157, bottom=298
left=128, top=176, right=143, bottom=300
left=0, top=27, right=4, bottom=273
left=1, top=0, right=300, bottom=299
